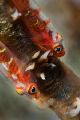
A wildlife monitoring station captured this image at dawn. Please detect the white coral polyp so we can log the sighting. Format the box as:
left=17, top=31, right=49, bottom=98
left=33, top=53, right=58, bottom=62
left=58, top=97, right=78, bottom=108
left=68, top=97, right=80, bottom=117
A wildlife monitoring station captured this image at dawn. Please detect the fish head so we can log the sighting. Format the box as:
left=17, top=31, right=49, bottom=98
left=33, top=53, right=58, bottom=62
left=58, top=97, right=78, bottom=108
left=49, top=31, right=65, bottom=57
left=53, top=44, right=65, bottom=57
left=26, top=82, right=40, bottom=99
left=17, top=71, right=41, bottom=99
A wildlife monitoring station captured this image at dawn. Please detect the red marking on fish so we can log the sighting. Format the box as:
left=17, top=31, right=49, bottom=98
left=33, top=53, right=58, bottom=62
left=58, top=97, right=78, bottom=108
left=11, top=0, right=65, bottom=57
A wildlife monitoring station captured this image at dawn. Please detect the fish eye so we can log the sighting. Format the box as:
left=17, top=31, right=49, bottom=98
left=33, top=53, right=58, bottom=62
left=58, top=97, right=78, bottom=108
left=28, top=84, right=38, bottom=95
left=54, top=45, right=62, bottom=53
left=56, top=47, right=61, bottom=52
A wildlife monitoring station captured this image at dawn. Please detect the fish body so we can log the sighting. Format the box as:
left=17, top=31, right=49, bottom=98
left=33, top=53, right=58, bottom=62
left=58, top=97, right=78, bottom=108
left=10, top=0, right=65, bottom=57
left=0, top=2, right=51, bottom=96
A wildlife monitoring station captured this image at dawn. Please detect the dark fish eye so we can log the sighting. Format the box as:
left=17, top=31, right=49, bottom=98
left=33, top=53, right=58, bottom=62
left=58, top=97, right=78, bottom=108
left=31, top=87, right=36, bottom=93
left=28, top=84, right=38, bottom=95
left=54, top=46, right=63, bottom=52
left=56, top=47, right=61, bottom=52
